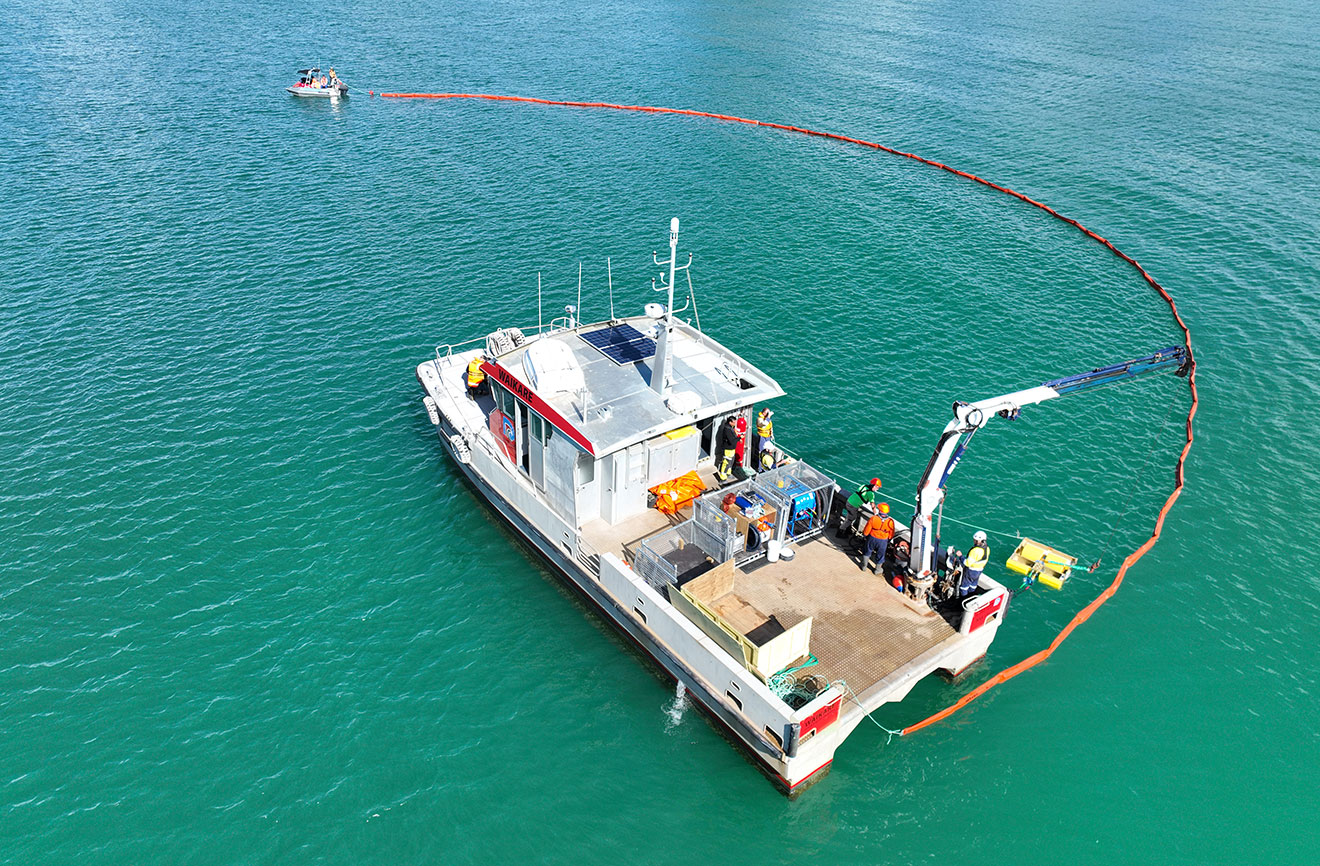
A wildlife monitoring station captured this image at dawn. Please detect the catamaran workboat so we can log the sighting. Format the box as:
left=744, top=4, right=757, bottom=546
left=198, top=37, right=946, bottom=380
left=416, top=218, right=1186, bottom=792
left=415, top=219, right=1035, bottom=793
left=417, top=215, right=1203, bottom=797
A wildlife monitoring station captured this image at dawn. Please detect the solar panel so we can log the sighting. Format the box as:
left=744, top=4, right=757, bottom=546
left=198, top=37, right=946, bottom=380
left=579, top=324, right=658, bottom=365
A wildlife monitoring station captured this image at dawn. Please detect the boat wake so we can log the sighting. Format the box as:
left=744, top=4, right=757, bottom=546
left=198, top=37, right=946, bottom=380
left=664, top=681, right=688, bottom=729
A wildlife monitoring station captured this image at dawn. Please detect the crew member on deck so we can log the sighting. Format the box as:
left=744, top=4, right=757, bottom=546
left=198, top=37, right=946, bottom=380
left=466, top=354, right=488, bottom=399
left=961, top=531, right=990, bottom=597
left=860, top=503, right=895, bottom=573
left=754, top=407, right=774, bottom=455
left=838, top=477, right=881, bottom=538
left=715, top=415, right=739, bottom=482
left=735, top=414, right=748, bottom=467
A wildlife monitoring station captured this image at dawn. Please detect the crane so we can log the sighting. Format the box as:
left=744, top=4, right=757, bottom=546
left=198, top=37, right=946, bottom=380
left=905, top=345, right=1190, bottom=597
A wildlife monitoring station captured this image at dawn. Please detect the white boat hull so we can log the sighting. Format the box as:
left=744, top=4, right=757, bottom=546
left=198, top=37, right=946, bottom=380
left=286, top=85, right=347, bottom=98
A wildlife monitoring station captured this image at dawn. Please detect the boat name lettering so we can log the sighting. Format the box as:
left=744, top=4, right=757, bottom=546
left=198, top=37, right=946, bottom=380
left=494, top=366, right=535, bottom=403
left=800, top=695, right=842, bottom=737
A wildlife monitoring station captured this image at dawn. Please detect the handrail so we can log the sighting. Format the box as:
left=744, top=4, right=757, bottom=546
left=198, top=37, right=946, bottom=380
left=434, top=316, right=592, bottom=364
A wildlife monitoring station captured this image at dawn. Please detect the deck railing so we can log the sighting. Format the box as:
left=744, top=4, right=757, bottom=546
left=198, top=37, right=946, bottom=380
left=434, top=317, right=586, bottom=365
left=575, top=536, right=601, bottom=578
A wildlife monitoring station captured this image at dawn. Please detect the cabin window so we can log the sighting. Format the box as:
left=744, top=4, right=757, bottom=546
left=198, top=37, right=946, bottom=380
left=577, top=453, right=594, bottom=484
left=530, top=413, right=553, bottom=445
left=497, top=386, right=516, bottom=420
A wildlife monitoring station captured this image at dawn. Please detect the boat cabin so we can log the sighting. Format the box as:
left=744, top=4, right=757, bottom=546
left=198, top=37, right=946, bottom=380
left=469, top=313, right=784, bottom=531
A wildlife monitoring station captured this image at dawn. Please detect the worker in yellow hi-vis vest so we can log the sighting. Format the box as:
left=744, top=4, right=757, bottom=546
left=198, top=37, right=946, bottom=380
left=466, top=354, right=488, bottom=399
left=961, top=531, right=989, bottom=596
left=754, top=407, right=774, bottom=454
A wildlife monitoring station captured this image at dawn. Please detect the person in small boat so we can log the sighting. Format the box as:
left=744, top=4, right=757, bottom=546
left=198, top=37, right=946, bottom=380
left=859, top=502, right=895, bottom=573
left=960, top=531, right=989, bottom=596
left=715, top=415, right=739, bottom=482
left=838, top=477, right=881, bottom=538
left=466, top=354, right=488, bottom=399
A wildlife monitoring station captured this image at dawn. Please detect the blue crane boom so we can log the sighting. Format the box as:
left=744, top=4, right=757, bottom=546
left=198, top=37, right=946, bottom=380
left=906, top=345, right=1189, bottom=590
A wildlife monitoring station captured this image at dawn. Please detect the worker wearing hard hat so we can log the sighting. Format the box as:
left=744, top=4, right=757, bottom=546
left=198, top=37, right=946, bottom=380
left=860, top=502, right=896, bottom=573
left=838, top=477, right=882, bottom=539
left=961, top=531, right=990, bottom=596
left=466, top=354, right=488, bottom=399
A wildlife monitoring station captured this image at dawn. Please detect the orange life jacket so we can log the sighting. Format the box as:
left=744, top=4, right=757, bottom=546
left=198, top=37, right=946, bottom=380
left=864, top=515, right=895, bottom=540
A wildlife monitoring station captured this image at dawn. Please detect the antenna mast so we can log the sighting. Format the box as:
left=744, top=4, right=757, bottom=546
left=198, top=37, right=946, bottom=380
left=650, top=217, right=690, bottom=396
left=607, top=257, right=615, bottom=321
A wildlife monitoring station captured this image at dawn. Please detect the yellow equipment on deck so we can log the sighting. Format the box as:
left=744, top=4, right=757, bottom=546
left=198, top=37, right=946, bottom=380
left=1007, top=538, right=1077, bottom=590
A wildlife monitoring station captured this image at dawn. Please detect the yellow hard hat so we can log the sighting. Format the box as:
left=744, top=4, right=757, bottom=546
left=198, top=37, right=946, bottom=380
left=878, top=502, right=889, bottom=514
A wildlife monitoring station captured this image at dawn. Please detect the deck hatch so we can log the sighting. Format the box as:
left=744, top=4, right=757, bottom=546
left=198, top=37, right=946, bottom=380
left=579, top=324, right=657, bottom=365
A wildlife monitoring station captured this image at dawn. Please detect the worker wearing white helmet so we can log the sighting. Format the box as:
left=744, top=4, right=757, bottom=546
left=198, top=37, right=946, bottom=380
left=961, top=530, right=989, bottom=597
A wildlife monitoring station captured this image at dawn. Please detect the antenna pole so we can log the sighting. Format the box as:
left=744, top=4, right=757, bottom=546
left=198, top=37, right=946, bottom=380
left=577, top=261, right=583, bottom=328
left=665, top=219, right=678, bottom=330
left=537, top=272, right=543, bottom=334
left=607, top=257, right=615, bottom=321
left=650, top=217, right=690, bottom=398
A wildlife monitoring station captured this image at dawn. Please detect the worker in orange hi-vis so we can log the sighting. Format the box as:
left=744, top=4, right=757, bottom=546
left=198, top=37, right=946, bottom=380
left=860, top=502, right=896, bottom=573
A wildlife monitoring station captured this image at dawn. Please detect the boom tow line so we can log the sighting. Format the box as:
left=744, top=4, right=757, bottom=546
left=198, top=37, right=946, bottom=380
left=378, top=90, right=1199, bottom=737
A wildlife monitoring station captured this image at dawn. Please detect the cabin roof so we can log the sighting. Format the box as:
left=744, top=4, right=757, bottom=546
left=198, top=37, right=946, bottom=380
left=489, top=316, right=784, bottom=456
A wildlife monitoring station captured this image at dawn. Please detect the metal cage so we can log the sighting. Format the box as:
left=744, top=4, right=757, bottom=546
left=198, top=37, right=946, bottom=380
left=752, top=462, right=836, bottom=544
left=633, top=511, right=736, bottom=594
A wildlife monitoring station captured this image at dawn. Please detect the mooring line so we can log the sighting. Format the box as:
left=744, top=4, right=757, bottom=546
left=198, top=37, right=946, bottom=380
left=374, top=89, right=1199, bottom=736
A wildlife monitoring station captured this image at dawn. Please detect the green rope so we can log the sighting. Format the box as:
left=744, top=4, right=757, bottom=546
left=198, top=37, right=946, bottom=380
left=767, top=655, right=820, bottom=704
left=832, top=679, right=904, bottom=744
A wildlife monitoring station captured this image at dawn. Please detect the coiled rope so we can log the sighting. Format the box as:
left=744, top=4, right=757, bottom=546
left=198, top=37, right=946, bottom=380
left=377, top=90, right=1198, bottom=737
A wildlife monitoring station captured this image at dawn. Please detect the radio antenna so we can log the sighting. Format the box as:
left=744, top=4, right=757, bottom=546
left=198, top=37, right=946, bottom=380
left=650, top=217, right=691, bottom=397
left=607, top=257, right=615, bottom=321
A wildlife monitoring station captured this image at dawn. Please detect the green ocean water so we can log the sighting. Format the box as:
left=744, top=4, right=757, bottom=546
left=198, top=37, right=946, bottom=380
left=3, top=0, right=1318, bottom=862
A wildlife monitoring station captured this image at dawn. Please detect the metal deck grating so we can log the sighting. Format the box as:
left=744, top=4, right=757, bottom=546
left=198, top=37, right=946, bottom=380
left=730, top=535, right=960, bottom=693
